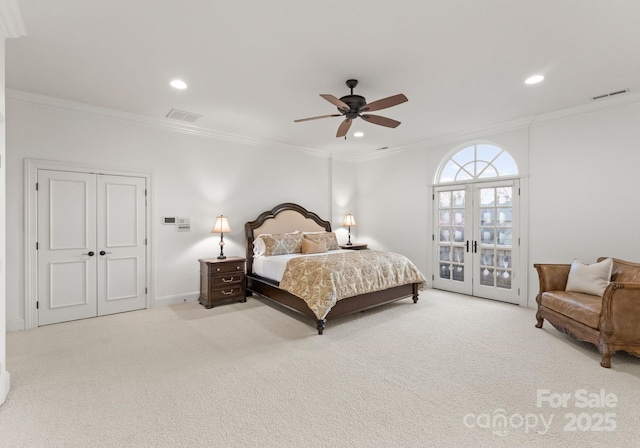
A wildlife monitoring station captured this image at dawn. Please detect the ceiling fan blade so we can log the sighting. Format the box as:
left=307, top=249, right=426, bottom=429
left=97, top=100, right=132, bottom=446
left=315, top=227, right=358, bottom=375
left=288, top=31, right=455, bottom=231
left=361, top=114, right=401, bottom=128
left=294, top=114, right=342, bottom=123
left=360, top=94, right=408, bottom=113
left=320, top=94, right=351, bottom=112
left=336, top=118, right=352, bottom=138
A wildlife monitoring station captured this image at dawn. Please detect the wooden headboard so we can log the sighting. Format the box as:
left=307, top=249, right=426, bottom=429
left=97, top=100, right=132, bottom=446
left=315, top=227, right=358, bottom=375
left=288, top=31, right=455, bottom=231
left=244, top=203, right=331, bottom=274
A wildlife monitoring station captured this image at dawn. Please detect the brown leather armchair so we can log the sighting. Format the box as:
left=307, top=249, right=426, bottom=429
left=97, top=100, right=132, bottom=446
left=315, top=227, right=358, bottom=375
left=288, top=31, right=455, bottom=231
left=534, top=257, right=640, bottom=368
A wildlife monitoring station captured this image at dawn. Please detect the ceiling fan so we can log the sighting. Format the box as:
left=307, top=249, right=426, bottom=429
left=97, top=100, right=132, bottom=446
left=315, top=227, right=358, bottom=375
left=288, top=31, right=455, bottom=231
left=294, top=79, right=408, bottom=138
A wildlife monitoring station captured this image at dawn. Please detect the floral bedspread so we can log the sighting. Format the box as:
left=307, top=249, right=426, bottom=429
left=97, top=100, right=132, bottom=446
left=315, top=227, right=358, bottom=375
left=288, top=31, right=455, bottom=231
left=279, top=250, right=427, bottom=319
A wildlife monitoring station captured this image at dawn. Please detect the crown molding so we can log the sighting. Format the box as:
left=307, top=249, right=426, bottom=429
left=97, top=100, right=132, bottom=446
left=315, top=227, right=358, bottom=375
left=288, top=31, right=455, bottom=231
left=529, top=90, right=640, bottom=127
left=7, top=86, right=640, bottom=164
left=0, top=0, right=27, bottom=39
left=6, top=89, right=331, bottom=159
left=356, top=116, right=534, bottom=162
left=357, top=90, right=640, bottom=162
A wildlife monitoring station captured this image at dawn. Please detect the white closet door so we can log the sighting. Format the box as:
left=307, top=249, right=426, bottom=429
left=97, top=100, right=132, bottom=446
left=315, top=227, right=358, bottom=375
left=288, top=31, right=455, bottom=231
left=96, top=175, right=147, bottom=316
left=38, top=171, right=147, bottom=325
left=37, top=170, right=98, bottom=325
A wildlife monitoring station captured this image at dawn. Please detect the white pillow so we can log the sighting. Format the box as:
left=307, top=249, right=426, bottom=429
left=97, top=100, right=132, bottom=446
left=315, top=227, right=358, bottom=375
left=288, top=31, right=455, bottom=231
left=253, top=237, right=266, bottom=258
left=565, top=258, right=613, bottom=296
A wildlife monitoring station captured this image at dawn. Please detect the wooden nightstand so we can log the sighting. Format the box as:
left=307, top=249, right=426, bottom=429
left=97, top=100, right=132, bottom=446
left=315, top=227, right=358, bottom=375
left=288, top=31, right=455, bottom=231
left=198, top=257, right=246, bottom=308
left=340, top=243, right=368, bottom=250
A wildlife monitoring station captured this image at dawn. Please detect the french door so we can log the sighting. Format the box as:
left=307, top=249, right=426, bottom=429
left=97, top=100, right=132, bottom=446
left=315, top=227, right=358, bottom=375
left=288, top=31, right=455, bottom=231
left=433, top=180, right=519, bottom=304
left=37, top=170, right=147, bottom=325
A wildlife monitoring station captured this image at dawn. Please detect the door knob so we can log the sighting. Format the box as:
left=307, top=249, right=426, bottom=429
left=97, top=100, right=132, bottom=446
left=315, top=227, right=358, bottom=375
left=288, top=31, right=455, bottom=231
left=82, top=251, right=95, bottom=256
left=99, top=251, right=112, bottom=256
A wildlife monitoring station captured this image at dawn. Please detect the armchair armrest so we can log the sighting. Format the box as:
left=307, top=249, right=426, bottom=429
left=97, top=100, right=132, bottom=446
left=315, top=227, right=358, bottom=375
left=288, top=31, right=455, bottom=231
left=601, top=282, right=640, bottom=344
left=534, top=263, right=571, bottom=294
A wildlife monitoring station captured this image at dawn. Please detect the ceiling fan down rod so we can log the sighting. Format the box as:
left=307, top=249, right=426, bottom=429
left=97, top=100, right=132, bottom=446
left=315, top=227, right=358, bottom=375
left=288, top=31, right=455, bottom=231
left=346, top=79, right=358, bottom=95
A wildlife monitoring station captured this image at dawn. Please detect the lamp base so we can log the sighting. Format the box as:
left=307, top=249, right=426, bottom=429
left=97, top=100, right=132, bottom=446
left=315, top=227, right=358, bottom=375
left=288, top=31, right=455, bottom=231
left=217, top=255, right=226, bottom=260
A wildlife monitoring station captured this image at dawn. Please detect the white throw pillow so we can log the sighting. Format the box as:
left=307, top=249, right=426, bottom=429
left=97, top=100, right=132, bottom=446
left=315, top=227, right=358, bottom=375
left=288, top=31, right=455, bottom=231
left=565, top=258, right=613, bottom=296
left=253, top=237, right=266, bottom=257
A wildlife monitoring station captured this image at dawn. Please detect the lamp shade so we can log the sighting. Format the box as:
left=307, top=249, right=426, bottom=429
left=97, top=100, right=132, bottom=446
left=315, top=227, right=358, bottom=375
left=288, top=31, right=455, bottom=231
left=343, top=214, right=356, bottom=227
left=212, top=215, right=231, bottom=233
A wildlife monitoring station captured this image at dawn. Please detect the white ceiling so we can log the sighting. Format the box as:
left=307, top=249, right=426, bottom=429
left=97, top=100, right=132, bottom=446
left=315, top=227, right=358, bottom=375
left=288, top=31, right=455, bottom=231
left=6, top=0, right=640, bottom=158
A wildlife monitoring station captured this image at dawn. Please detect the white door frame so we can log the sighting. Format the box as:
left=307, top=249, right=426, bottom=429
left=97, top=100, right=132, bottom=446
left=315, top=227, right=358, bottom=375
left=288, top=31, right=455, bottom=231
left=24, top=158, right=153, bottom=329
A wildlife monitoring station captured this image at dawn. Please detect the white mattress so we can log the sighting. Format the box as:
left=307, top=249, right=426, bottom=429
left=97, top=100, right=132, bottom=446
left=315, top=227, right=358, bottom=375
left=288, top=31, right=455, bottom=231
left=253, top=250, right=349, bottom=282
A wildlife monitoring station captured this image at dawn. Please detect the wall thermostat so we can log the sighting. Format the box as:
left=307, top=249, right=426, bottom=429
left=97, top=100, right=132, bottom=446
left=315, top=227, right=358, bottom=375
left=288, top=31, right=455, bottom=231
left=162, top=217, right=177, bottom=225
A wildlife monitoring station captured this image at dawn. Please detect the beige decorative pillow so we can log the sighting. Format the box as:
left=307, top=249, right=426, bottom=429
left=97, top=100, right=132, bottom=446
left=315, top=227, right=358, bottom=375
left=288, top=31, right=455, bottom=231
left=259, top=233, right=303, bottom=256
left=303, top=232, right=340, bottom=251
left=565, top=258, right=613, bottom=296
left=301, top=237, right=327, bottom=254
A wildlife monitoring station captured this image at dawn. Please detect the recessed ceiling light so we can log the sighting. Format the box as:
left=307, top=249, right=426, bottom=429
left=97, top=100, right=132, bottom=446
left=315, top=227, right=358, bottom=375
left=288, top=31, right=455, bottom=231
left=354, top=131, right=364, bottom=138
left=525, top=75, right=544, bottom=85
left=170, top=79, right=187, bottom=90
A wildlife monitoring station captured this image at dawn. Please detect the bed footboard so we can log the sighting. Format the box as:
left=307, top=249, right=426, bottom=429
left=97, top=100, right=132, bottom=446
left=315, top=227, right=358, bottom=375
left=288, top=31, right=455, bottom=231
left=247, top=274, right=419, bottom=334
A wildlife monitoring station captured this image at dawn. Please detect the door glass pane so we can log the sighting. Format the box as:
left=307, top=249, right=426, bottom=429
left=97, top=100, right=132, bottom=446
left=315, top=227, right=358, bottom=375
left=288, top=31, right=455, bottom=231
left=439, top=191, right=451, bottom=208
left=478, top=187, right=513, bottom=290
left=480, top=267, right=495, bottom=286
left=437, top=189, right=466, bottom=282
left=496, top=249, right=512, bottom=289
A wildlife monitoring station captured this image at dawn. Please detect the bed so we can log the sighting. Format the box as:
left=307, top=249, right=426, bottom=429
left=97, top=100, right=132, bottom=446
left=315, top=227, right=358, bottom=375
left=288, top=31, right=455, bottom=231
left=244, top=203, right=427, bottom=334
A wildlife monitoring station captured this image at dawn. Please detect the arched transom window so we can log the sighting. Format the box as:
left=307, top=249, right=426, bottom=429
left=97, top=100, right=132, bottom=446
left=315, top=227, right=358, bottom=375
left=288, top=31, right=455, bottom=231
left=437, top=144, right=518, bottom=183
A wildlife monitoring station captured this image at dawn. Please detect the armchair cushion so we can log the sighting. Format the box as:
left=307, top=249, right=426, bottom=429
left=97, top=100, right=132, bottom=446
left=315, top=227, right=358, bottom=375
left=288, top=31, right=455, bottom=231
left=565, top=257, right=612, bottom=296
left=540, top=291, right=602, bottom=329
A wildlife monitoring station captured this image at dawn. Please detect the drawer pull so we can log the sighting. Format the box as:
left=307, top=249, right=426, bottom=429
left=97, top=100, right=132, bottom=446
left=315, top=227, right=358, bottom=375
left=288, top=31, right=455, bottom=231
left=222, top=276, right=235, bottom=283
left=221, top=289, right=235, bottom=295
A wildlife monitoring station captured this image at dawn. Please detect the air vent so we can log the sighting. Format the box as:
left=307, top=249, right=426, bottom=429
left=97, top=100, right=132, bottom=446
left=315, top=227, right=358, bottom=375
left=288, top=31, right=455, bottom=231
left=591, top=89, right=629, bottom=101
left=165, top=108, right=202, bottom=123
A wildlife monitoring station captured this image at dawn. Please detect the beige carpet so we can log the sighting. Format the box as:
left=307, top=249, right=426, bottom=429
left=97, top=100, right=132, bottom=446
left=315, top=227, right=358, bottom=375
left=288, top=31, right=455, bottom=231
left=1, top=289, right=639, bottom=447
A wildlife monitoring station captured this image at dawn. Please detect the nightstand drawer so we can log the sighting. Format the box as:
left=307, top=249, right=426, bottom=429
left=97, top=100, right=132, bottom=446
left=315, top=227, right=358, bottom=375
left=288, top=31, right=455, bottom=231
left=207, top=261, right=244, bottom=275
left=211, top=272, right=244, bottom=287
left=212, top=286, right=244, bottom=300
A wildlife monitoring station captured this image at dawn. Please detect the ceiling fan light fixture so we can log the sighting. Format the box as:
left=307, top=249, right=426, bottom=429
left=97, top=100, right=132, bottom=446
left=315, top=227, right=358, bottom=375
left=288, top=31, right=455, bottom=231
left=294, top=80, right=408, bottom=138
left=170, top=79, right=188, bottom=90
left=525, top=75, right=544, bottom=85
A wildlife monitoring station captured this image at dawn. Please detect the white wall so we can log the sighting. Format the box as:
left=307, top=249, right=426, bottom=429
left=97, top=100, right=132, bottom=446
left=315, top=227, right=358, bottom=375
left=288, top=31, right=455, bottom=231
left=528, top=102, right=640, bottom=300
left=330, top=157, right=358, bottom=243
left=1, top=0, right=27, bottom=406
left=0, top=33, right=8, bottom=405
left=357, top=99, right=640, bottom=308
left=5, top=97, right=358, bottom=330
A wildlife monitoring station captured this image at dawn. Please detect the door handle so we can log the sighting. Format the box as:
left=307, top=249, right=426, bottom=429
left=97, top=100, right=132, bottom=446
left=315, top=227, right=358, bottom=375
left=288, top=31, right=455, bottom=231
left=473, top=241, right=477, bottom=253
left=466, top=240, right=469, bottom=252
left=82, top=251, right=95, bottom=257
left=99, top=251, right=112, bottom=256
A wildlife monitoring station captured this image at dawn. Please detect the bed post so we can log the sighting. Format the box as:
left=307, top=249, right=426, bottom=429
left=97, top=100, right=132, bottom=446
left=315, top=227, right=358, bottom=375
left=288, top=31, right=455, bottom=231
left=412, top=283, right=419, bottom=303
left=316, top=319, right=326, bottom=335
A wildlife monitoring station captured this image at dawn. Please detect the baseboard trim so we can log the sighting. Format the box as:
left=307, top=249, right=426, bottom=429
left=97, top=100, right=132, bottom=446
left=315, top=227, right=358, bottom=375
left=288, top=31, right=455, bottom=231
left=153, top=292, right=199, bottom=306
left=0, top=368, right=10, bottom=406
left=7, top=319, right=25, bottom=332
